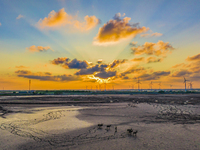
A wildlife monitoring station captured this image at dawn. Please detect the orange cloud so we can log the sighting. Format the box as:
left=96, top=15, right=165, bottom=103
left=26, top=45, right=51, bottom=52
left=38, top=8, right=73, bottom=28
left=108, top=59, right=127, bottom=69
left=51, top=57, right=70, bottom=65
left=15, top=65, right=29, bottom=69
left=37, top=8, right=99, bottom=31
left=139, top=71, right=170, bottom=80
left=171, top=70, right=192, bottom=77
left=171, top=63, right=186, bottom=68
left=120, top=66, right=146, bottom=77
left=131, top=57, right=145, bottom=62
left=74, top=15, right=100, bottom=31
left=186, top=53, right=200, bottom=61
left=171, top=53, right=200, bottom=80
left=0, top=23, right=1, bottom=26
left=93, top=13, right=149, bottom=45
left=131, top=40, right=174, bottom=56
left=146, top=57, right=163, bottom=63
left=97, top=59, right=103, bottom=64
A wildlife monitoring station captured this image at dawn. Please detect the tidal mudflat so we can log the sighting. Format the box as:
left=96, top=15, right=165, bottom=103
left=0, top=94, right=200, bottom=150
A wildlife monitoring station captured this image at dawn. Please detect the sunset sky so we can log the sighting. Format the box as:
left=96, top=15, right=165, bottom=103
left=0, top=0, right=200, bottom=90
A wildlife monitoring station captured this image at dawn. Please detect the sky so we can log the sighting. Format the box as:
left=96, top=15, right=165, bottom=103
left=0, top=0, right=200, bottom=90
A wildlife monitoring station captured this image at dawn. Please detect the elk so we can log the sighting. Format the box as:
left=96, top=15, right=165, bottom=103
left=98, top=124, right=103, bottom=129
left=115, top=126, right=117, bottom=132
left=127, top=128, right=133, bottom=134
left=106, top=125, right=111, bottom=130
left=133, top=130, right=138, bottom=136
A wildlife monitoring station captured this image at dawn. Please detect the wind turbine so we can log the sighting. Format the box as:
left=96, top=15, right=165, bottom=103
left=29, top=80, right=31, bottom=92
left=169, top=84, right=173, bottom=90
left=96, top=85, right=98, bottom=91
left=104, top=81, right=107, bottom=91
left=99, top=83, right=101, bottom=91
left=189, top=82, right=193, bottom=89
left=183, top=77, right=189, bottom=92
left=136, top=78, right=141, bottom=91
left=158, top=82, right=161, bottom=90
left=149, top=81, right=153, bottom=90
left=131, top=84, right=134, bottom=90
left=112, top=84, right=114, bottom=90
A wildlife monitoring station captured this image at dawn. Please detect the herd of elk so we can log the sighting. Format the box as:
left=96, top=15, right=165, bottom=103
left=98, top=124, right=137, bottom=136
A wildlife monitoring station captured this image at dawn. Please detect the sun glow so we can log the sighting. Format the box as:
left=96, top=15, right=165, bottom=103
left=87, top=75, right=112, bottom=84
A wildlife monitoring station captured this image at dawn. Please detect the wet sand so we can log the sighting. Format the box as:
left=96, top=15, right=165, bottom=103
left=0, top=94, right=200, bottom=150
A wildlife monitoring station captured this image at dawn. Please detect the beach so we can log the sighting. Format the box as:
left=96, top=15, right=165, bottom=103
left=0, top=94, right=200, bottom=150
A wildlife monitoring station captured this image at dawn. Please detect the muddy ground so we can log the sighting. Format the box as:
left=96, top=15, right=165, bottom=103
left=0, top=94, right=200, bottom=150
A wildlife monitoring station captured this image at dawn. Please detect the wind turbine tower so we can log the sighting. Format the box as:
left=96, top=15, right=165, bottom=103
left=99, top=84, right=101, bottom=91
left=158, top=82, right=161, bottom=90
left=149, top=81, right=153, bottom=90
left=137, top=78, right=141, bottom=91
left=189, top=82, right=193, bottom=89
left=112, top=84, right=114, bottom=90
left=96, top=85, right=98, bottom=91
left=183, top=77, right=189, bottom=92
left=29, top=80, right=31, bottom=92
left=131, top=84, right=134, bottom=90
left=104, top=81, right=106, bottom=91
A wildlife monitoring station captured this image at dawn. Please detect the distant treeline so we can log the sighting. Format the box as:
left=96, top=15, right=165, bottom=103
left=0, top=89, right=199, bottom=96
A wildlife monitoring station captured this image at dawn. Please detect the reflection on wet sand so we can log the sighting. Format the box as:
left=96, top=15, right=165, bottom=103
left=0, top=107, right=93, bottom=147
